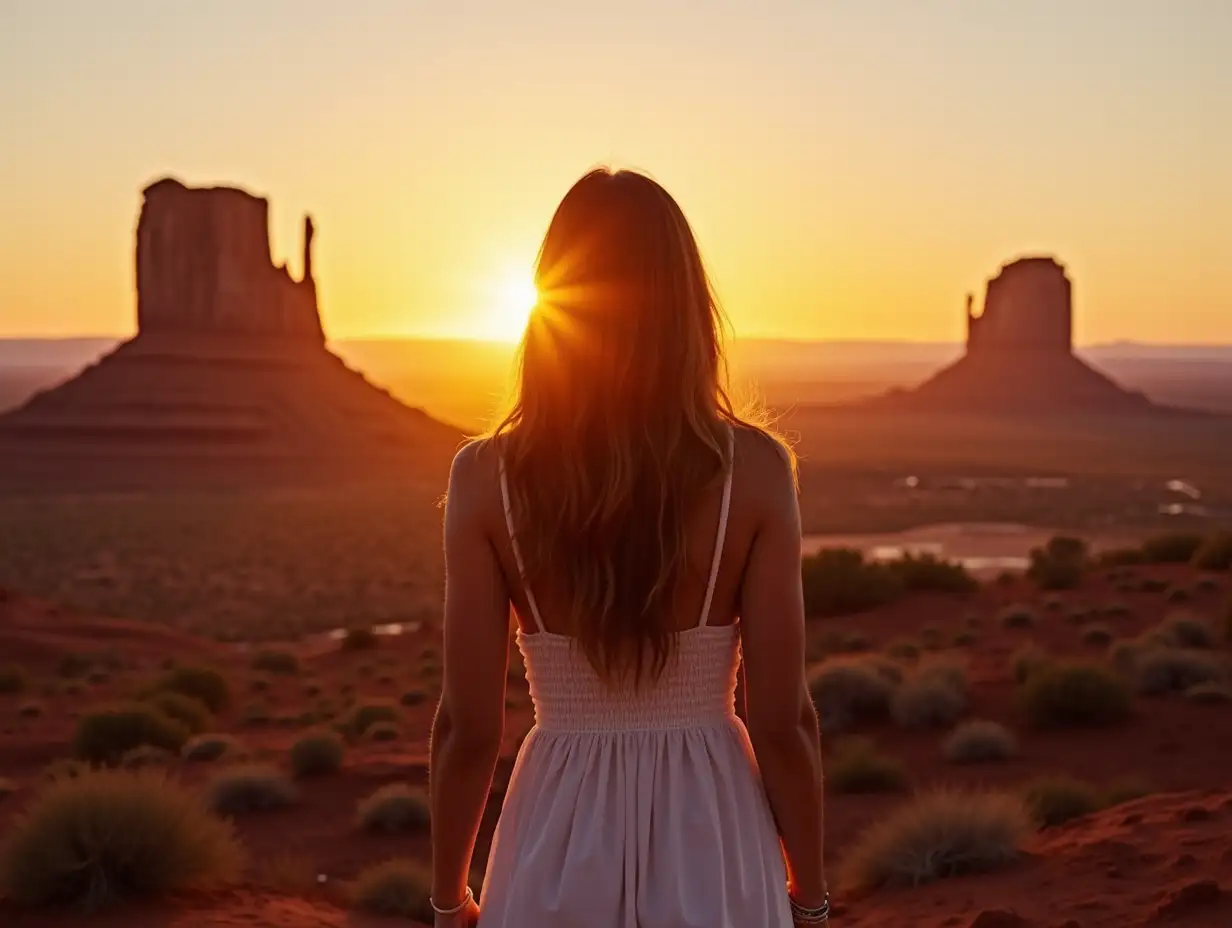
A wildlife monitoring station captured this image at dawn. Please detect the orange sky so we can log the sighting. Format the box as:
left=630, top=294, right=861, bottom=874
left=1, top=2, right=1229, bottom=345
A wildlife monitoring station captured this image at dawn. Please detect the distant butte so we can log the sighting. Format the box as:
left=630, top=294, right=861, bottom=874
left=874, top=255, right=1161, bottom=415
left=0, top=176, right=460, bottom=490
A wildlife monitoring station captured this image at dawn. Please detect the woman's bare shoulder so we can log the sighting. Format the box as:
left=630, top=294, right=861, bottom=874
left=732, top=423, right=795, bottom=493
left=446, top=437, right=503, bottom=517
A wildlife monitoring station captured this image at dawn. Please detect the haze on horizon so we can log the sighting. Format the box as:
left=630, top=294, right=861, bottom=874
left=2, top=1, right=1229, bottom=345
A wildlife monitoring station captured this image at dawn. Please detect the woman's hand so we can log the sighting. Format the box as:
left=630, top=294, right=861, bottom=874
left=433, top=894, right=480, bottom=928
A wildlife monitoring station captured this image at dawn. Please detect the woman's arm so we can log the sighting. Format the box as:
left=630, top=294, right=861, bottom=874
left=430, top=443, right=510, bottom=911
left=739, top=447, right=827, bottom=908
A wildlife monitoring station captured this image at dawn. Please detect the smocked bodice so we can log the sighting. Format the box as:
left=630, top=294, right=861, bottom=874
left=517, top=624, right=741, bottom=732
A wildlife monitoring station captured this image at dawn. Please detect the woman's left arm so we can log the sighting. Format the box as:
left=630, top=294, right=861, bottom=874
left=430, top=443, right=510, bottom=911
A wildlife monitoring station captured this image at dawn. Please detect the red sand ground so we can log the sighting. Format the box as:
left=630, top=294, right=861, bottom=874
left=0, top=566, right=1230, bottom=927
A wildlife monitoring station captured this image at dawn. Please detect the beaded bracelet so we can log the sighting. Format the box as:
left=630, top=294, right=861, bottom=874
left=788, top=890, right=830, bottom=923
left=430, top=886, right=474, bottom=916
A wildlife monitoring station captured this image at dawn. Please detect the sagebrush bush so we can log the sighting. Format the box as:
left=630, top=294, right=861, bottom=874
left=1140, top=533, right=1204, bottom=565
left=885, top=639, right=921, bottom=660
left=1023, top=776, right=1102, bottom=827
left=400, top=689, right=428, bottom=707
left=801, top=548, right=903, bottom=617
left=0, top=770, right=240, bottom=908
left=0, top=665, right=25, bottom=695
left=141, top=691, right=212, bottom=735
left=826, top=738, right=907, bottom=794
left=840, top=790, right=1029, bottom=892
left=182, top=734, right=245, bottom=763
left=1165, top=585, right=1192, bottom=605
left=1132, top=648, right=1228, bottom=696
left=1154, top=613, right=1216, bottom=649
left=356, top=783, right=431, bottom=834
left=342, top=627, right=379, bottom=651
left=289, top=731, right=344, bottom=778
left=350, top=858, right=433, bottom=920
left=891, top=660, right=968, bottom=730
left=1027, top=537, right=1088, bottom=591
left=121, top=745, right=174, bottom=770
left=807, top=657, right=896, bottom=732
left=884, top=553, right=977, bottom=594
left=1097, top=547, right=1145, bottom=568
left=368, top=721, right=400, bottom=743
left=943, top=720, right=1018, bottom=765
left=148, top=665, right=231, bottom=714
left=252, top=650, right=300, bottom=675
left=1193, top=533, right=1232, bottom=571
left=1018, top=662, right=1132, bottom=728
left=205, top=764, right=298, bottom=816
left=999, top=605, right=1037, bottom=629
left=73, top=704, right=189, bottom=765
left=18, top=700, right=43, bottom=718
left=341, top=700, right=402, bottom=740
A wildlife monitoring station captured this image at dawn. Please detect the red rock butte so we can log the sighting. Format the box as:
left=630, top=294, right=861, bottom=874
left=877, top=255, right=1159, bottom=415
left=0, top=177, right=461, bottom=490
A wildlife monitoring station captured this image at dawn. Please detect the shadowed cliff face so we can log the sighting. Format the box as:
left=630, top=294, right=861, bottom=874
left=136, top=177, right=324, bottom=341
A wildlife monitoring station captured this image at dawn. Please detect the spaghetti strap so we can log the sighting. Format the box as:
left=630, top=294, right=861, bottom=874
left=499, top=455, right=546, bottom=633
left=697, top=426, right=734, bottom=628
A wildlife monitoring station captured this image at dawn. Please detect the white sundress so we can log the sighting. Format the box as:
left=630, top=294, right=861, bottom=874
left=477, top=436, right=793, bottom=927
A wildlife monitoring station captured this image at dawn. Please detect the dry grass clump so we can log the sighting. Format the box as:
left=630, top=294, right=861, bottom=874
left=807, top=657, right=897, bottom=732
left=1193, top=532, right=1232, bottom=571
left=1018, top=662, right=1132, bottom=729
left=0, top=770, right=240, bottom=908
left=943, top=720, right=1018, bottom=765
left=205, top=764, right=298, bottom=816
left=72, top=704, right=190, bottom=766
left=356, top=783, right=431, bottom=834
left=289, top=731, right=345, bottom=778
left=140, top=691, right=212, bottom=735
left=252, top=650, right=300, bottom=675
left=1022, top=776, right=1102, bottom=827
left=891, top=659, right=968, bottom=730
left=0, top=665, right=25, bottom=695
left=1140, top=533, right=1204, bottom=565
left=827, top=738, right=908, bottom=795
left=349, top=858, right=433, bottom=921
left=1153, top=612, right=1216, bottom=649
left=1184, top=681, right=1232, bottom=704
left=840, top=790, right=1030, bottom=892
left=341, top=700, right=402, bottom=740
left=147, top=665, right=231, bottom=714
left=999, top=605, right=1037, bottom=629
left=1133, top=648, right=1228, bottom=696
left=182, top=733, right=245, bottom=763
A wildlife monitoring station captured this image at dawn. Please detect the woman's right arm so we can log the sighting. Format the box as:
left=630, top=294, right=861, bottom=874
left=739, top=446, right=827, bottom=912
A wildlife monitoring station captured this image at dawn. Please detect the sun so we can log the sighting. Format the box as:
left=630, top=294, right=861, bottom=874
left=485, top=271, right=539, bottom=342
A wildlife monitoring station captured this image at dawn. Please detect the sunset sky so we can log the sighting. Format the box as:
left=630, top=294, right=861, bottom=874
left=2, top=1, right=1229, bottom=344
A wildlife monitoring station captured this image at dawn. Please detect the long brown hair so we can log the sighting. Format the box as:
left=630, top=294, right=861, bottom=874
left=490, top=168, right=789, bottom=685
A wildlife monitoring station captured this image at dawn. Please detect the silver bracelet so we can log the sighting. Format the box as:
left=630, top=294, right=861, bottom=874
left=430, top=886, right=474, bottom=915
left=789, top=890, right=830, bottom=923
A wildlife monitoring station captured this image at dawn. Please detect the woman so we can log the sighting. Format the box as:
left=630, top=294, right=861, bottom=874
left=429, top=168, right=827, bottom=927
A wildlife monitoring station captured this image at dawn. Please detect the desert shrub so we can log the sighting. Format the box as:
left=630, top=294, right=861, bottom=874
left=807, top=657, right=896, bottom=732
left=0, top=770, right=240, bottom=908
left=0, top=665, right=25, bottom=695
left=18, top=700, right=44, bottom=718
left=1102, top=601, right=1132, bottom=618
left=1165, top=585, right=1192, bottom=604
left=943, top=720, right=1018, bottom=765
left=1081, top=624, right=1115, bottom=647
left=801, top=548, right=904, bottom=617
left=840, top=790, right=1029, bottom=892
left=1184, top=681, right=1232, bottom=704
left=1023, top=776, right=1102, bottom=827
left=182, top=734, right=245, bottom=763
left=952, top=630, right=977, bottom=647
left=368, top=721, right=400, bottom=742
left=827, top=738, right=907, bottom=794
left=1139, top=577, right=1169, bottom=593
left=249, top=676, right=272, bottom=693
left=1133, top=648, right=1228, bottom=696
left=289, top=731, right=345, bottom=778
left=356, top=783, right=431, bottom=834
left=885, top=553, right=977, bottom=594
left=400, top=688, right=428, bottom=707
left=1109, top=638, right=1146, bottom=675
left=341, top=627, right=379, bottom=651
left=1011, top=642, right=1052, bottom=685
left=1103, top=776, right=1153, bottom=806
left=1140, top=533, right=1204, bottom=565
left=1097, top=546, right=1145, bottom=567
left=891, top=660, right=968, bottom=730
left=1195, top=577, right=1221, bottom=594
left=999, top=605, right=1036, bottom=629
left=73, top=704, right=189, bottom=765
left=885, top=639, right=921, bottom=661
left=350, top=858, right=433, bottom=921
left=141, top=691, right=211, bottom=735
left=121, top=745, right=174, bottom=770
left=252, top=650, right=300, bottom=675
left=1193, top=533, right=1232, bottom=571
left=205, top=764, right=298, bottom=816
left=43, top=759, right=90, bottom=783
left=1018, top=662, right=1132, bottom=728
left=1154, top=612, right=1216, bottom=649
left=341, top=700, right=402, bottom=740
left=1064, top=607, right=1091, bottom=625
left=148, top=665, right=231, bottom=714
left=1027, top=537, right=1088, bottom=591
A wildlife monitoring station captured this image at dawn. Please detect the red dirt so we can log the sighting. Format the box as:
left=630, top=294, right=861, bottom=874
left=0, top=565, right=1229, bottom=927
